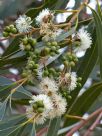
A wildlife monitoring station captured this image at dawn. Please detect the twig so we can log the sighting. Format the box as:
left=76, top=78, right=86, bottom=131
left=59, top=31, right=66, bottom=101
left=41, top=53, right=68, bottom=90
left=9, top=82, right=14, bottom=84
left=66, top=108, right=102, bottom=136
left=65, top=114, right=86, bottom=121
left=83, top=111, right=102, bottom=136
left=0, top=27, right=40, bottom=42
left=11, top=78, right=27, bottom=94
left=68, top=0, right=89, bottom=25
left=37, top=127, right=48, bottom=136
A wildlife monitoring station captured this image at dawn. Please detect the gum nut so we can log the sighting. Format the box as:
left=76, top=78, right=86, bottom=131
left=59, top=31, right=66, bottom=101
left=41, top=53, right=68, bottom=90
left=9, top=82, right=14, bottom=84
left=3, top=31, right=9, bottom=37
left=37, top=107, right=44, bottom=113
left=11, top=28, right=17, bottom=34
left=22, top=38, right=28, bottom=45
left=51, top=41, right=58, bottom=46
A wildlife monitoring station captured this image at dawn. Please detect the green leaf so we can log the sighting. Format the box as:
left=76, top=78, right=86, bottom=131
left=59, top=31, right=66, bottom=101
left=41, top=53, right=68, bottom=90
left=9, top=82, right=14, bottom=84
left=0, top=114, right=26, bottom=130
left=2, top=37, right=21, bottom=57
left=30, top=122, right=36, bottom=136
left=26, top=0, right=59, bottom=19
left=90, top=6, right=102, bottom=78
left=0, top=76, right=32, bottom=98
left=47, top=118, right=61, bottom=136
left=65, top=82, right=102, bottom=126
left=0, top=98, right=8, bottom=120
left=56, top=27, right=76, bottom=42
left=54, top=0, right=70, bottom=9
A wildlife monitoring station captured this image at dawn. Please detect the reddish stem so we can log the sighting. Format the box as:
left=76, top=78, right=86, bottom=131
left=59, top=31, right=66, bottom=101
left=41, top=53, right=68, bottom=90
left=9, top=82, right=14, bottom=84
left=37, top=127, right=48, bottom=136
left=83, top=111, right=102, bottom=136
left=66, top=108, right=102, bottom=136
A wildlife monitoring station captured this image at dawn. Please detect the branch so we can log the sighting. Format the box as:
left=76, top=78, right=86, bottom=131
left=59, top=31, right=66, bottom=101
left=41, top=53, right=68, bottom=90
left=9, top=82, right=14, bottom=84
left=83, top=111, right=102, bottom=136
left=66, top=108, right=102, bottom=136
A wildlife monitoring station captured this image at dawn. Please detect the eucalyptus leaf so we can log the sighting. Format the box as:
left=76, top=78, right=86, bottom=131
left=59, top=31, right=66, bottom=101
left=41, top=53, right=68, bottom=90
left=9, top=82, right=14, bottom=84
left=47, top=118, right=61, bottom=136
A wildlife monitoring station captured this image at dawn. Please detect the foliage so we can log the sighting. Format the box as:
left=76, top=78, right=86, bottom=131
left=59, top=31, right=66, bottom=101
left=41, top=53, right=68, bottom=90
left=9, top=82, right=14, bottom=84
left=0, top=0, right=102, bottom=136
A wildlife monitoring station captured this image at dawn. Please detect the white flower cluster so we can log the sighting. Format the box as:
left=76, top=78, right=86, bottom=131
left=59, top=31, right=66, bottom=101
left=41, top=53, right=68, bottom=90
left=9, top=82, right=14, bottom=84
left=35, top=8, right=62, bottom=41
left=15, top=15, right=32, bottom=33
left=35, top=8, right=54, bottom=25
left=26, top=77, right=67, bottom=124
left=65, top=72, right=77, bottom=91
left=74, top=27, right=92, bottom=52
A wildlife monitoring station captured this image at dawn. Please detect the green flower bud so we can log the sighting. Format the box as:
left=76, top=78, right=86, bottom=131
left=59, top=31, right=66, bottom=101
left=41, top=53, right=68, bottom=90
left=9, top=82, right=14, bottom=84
left=47, top=42, right=51, bottom=46
left=64, top=61, right=69, bottom=66
left=3, top=31, right=9, bottom=37
left=77, top=77, right=82, bottom=81
left=55, top=50, right=59, bottom=54
left=51, top=46, right=56, bottom=51
left=11, top=28, right=17, bottom=34
left=68, top=95, right=72, bottom=99
left=70, top=61, right=75, bottom=67
left=28, top=38, right=37, bottom=46
left=22, top=72, right=27, bottom=77
left=51, top=41, right=58, bottom=46
left=43, top=70, right=49, bottom=76
left=33, top=64, right=39, bottom=69
left=25, top=44, right=31, bottom=51
left=74, top=58, right=78, bottom=62
left=67, top=52, right=71, bottom=56
left=49, top=68, right=55, bottom=73
left=35, top=49, right=39, bottom=55
left=22, top=38, right=28, bottom=45
left=50, top=52, right=56, bottom=56
left=33, top=69, right=38, bottom=74
left=68, top=56, right=73, bottom=61
left=56, top=46, right=60, bottom=49
left=4, top=26, right=11, bottom=32
left=62, top=56, right=67, bottom=61
left=31, top=39, right=37, bottom=46
left=44, top=47, right=50, bottom=54
left=37, top=100, right=44, bottom=107
left=33, top=103, right=38, bottom=109
left=77, top=83, right=82, bottom=87
left=37, top=107, right=44, bottom=113
left=9, top=24, right=15, bottom=29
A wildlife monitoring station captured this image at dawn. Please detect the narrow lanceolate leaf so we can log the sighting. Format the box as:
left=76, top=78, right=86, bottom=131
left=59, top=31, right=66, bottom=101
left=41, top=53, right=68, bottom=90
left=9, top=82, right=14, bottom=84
left=54, top=0, right=70, bottom=9
left=90, top=7, right=102, bottom=78
left=0, top=114, right=27, bottom=130
left=47, top=118, right=61, bottom=136
left=56, top=27, right=76, bottom=42
left=30, top=122, right=36, bottom=136
left=0, top=76, right=32, bottom=98
left=65, top=82, right=102, bottom=126
left=0, top=98, right=8, bottom=120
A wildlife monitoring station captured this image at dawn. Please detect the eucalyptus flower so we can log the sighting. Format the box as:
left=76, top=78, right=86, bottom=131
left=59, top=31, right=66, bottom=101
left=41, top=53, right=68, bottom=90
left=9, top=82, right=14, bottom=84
left=48, top=94, right=67, bottom=118
left=35, top=8, right=54, bottom=25
left=15, top=15, right=32, bottom=33
left=74, top=27, right=92, bottom=52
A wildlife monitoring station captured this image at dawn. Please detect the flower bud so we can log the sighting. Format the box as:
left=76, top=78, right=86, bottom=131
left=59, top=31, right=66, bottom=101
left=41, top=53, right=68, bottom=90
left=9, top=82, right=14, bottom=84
left=25, top=44, right=31, bottom=50
left=37, top=100, right=44, bottom=107
left=9, top=25, right=15, bottom=29
left=37, top=107, right=44, bottom=113
left=43, top=70, right=49, bottom=76
left=22, top=38, right=28, bottom=45
left=70, top=61, right=75, bottom=67
left=47, top=42, right=51, bottom=46
left=33, top=64, right=39, bottom=69
left=11, top=28, right=18, bottom=34
left=51, top=46, right=56, bottom=51
left=64, top=61, right=69, bottom=66
left=3, top=32, right=9, bottom=37
left=4, top=26, right=11, bottom=32
left=51, top=41, right=58, bottom=46
left=33, top=103, right=38, bottom=109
